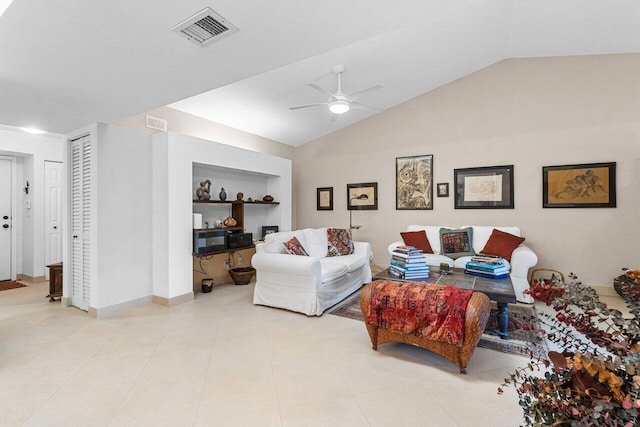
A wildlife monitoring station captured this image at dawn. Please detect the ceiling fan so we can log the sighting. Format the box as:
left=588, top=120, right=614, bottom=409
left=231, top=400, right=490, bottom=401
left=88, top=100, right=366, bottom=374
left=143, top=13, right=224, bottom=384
left=289, top=64, right=383, bottom=115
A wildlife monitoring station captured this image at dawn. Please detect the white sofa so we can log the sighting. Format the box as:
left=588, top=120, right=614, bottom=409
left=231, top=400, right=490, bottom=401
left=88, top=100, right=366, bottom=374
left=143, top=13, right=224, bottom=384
left=388, top=225, right=538, bottom=303
left=252, top=227, right=372, bottom=316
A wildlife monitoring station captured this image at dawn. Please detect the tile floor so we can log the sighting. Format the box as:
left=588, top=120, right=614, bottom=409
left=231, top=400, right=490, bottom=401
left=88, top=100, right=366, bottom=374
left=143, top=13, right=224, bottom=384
left=0, top=280, right=626, bottom=426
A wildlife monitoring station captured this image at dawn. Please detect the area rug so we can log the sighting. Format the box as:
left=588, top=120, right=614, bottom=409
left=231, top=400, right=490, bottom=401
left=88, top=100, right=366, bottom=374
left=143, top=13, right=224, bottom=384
left=0, top=280, right=27, bottom=291
left=327, top=288, right=548, bottom=359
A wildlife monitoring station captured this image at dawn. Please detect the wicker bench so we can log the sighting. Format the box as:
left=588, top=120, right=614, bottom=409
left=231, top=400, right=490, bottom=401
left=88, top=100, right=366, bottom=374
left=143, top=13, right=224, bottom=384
left=360, top=280, right=491, bottom=373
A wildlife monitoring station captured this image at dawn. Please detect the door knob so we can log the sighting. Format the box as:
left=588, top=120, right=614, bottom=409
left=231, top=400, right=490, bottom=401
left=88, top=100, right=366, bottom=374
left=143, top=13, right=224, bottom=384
left=53, top=226, right=58, bottom=229
left=2, top=215, right=7, bottom=220
left=2, top=224, right=8, bottom=229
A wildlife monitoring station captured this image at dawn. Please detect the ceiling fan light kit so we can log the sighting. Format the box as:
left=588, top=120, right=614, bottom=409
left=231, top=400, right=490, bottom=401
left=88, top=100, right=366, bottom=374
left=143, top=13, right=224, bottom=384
left=328, top=99, right=350, bottom=114
left=290, top=64, right=382, bottom=117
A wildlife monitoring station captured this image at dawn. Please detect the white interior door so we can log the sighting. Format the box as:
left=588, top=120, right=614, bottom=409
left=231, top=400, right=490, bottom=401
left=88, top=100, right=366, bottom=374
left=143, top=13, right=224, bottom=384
left=0, top=158, right=12, bottom=280
left=70, top=136, right=91, bottom=310
left=44, top=161, right=63, bottom=278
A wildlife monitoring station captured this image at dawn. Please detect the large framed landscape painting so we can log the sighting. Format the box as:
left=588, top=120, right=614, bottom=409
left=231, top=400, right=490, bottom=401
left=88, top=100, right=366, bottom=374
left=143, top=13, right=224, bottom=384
left=396, top=154, right=433, bottom=210
left=543, top=162, right=616, bottom=208
left=454, top=165, right=514, bottom=209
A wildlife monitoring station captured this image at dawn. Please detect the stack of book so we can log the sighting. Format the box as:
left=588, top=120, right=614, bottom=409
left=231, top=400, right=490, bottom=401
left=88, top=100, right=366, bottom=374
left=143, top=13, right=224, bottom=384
left=389, top=246, right=429, bottom=280
left=464, top=255, right=509, bottom=279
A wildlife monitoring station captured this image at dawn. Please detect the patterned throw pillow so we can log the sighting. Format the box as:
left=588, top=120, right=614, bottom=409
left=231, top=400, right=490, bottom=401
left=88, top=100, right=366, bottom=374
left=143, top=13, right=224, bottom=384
left=439, top=227, right=475, bottom=259
left=283, top=236, right=309, bottom=256
left=326, top=228, right=354, bottom=257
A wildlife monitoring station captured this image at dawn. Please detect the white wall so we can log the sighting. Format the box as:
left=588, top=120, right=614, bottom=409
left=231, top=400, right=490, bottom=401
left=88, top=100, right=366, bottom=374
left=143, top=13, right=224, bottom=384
left=95, top=124, right=154, bottom=308
left=0, top=128, right=64, bottom=279
left=293, top=54, right=640, bottom=289
left=152, top=132, right=292, bottom=300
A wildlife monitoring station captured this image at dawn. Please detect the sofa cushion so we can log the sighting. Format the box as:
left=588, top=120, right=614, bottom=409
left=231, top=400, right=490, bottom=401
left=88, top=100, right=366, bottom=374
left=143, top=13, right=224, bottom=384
left=284, top=236, right=309, bottom=256
left=318, top=260, right=349, bottom=283
left=321, top=253, right=368, bottom=273
left=303, top=227, right=329, bottom=258
left=400, top=230, right=434, bottom=254
left=326, top=228, right=354, bottom=257
left=480, top=229, right=525, bottom=261
left=439, top=227, right=475, bottom=259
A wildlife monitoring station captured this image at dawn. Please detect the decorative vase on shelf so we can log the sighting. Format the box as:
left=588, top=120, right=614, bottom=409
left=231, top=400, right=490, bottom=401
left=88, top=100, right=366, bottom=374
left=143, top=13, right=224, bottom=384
left=236, top=192, right=244, bottom=201
left=262, top=195, right=274, bottom=202
left=219, top=187, right=227, bottom=201
left=223, top=217, right=237, bottom=227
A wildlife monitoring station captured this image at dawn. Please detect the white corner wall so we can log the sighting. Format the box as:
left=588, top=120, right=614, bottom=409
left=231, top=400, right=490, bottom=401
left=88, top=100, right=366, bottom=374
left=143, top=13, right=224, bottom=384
left=152, top=132, right=291, bottom=300
left=0, top=128, right=64, bottom=280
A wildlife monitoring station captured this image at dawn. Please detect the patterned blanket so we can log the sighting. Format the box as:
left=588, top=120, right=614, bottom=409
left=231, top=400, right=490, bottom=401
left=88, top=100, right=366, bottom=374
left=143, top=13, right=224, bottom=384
left=365, top=280, right=473, bottom=347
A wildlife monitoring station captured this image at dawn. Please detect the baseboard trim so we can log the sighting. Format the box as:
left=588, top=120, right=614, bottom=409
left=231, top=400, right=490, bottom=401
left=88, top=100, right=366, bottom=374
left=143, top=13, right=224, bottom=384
left=153, top=292, right=194, bottom=307
left=592, top=285, right=617, bottom=297
left=17, top=274, right=46, bottom=284
left=91, top=296, right=154, bottom=318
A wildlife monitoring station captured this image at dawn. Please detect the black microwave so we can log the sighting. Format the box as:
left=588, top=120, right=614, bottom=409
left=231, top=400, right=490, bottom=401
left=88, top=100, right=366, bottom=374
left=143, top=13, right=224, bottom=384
left=193, top=230, right=227, bottom=255
left=228, top=232, right=253, bottom=249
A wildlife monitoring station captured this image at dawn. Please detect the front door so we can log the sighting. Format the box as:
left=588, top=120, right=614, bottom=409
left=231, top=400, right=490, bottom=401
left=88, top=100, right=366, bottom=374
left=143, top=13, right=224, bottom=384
left=0, top=158, right=13, bottom=280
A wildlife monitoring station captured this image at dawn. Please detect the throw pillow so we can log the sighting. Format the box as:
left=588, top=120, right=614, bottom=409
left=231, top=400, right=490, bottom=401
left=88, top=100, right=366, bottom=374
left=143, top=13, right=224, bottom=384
left=400, top=230, right=434, bottom=254
left=481, top=229, right=525, bottom=261
left=284, top=236, right=309, bottom=256
left=439, top=227, right=475, bottom=259
left=326, top=228, right=354, bottom=257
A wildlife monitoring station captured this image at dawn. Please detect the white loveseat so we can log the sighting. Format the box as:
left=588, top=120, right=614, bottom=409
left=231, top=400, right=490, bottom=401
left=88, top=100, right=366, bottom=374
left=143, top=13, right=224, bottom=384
left=252, top=228, right=372, bottom=316
left=388, top=225, right=538, bottom=303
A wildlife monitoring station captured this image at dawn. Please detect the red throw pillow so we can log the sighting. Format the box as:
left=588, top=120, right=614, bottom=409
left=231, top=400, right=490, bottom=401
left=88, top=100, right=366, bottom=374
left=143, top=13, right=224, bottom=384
left=400, top=230, right=434, bottom=254
left=481, top=229, right=525, bottom=261
left=284, top=236, right=309, bottom=256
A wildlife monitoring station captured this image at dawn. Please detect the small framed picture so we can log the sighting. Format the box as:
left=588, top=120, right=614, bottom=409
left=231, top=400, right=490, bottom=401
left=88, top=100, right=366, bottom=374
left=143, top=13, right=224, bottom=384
left=347, top=183, right=378, bottom=210
left=261, top=226, right=279, bottom=240
left=317, top=187, right=333, bottom=210
left=437, top=183, right=449, bottom=197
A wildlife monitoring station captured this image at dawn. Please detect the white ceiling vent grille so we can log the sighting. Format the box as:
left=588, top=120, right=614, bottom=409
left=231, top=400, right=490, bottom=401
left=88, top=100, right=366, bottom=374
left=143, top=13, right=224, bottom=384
left=171, top=8, right=238, bottom=47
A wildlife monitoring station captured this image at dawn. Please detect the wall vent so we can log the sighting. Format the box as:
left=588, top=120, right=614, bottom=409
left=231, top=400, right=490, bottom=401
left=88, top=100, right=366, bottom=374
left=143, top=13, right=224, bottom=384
left=145, top=115, right=167, bottom=132
left=171, top=8, right=238, bottom=47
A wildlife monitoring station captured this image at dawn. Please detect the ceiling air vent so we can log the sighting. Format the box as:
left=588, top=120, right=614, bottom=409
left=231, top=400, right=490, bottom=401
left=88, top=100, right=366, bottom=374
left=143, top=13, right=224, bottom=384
left=171, top=7, right=238, bottom=47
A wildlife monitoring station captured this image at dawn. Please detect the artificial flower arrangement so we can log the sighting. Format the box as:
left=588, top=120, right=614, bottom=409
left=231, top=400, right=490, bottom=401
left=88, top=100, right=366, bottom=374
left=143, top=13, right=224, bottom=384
left=499, top=269, right=640, bottom=426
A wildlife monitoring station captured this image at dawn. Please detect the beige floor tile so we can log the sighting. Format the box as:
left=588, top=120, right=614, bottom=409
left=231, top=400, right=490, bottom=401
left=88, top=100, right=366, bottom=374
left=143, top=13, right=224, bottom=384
left=1, top=280, right=533, bottom=426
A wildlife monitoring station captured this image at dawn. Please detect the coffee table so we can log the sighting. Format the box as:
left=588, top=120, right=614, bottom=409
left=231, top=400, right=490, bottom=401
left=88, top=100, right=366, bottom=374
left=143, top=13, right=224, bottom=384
left=372, top=267, right=517, bottom=339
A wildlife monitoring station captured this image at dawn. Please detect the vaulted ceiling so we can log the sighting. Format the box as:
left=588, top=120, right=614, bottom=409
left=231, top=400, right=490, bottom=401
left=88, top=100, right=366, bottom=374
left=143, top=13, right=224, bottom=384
left=1, top=0, right=638, bottom=146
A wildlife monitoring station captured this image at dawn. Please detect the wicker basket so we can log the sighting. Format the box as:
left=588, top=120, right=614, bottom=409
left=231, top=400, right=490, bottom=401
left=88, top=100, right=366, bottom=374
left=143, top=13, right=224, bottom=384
left=229, top=267, right=255, bottom=285
left=530, top=269, right=565, bottom=286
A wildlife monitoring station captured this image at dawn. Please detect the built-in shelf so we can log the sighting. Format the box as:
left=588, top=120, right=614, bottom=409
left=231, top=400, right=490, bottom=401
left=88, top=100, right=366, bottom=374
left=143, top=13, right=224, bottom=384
left=193, top=200, right=280, bottom=205
left=193, top=198, right=278, bottom=258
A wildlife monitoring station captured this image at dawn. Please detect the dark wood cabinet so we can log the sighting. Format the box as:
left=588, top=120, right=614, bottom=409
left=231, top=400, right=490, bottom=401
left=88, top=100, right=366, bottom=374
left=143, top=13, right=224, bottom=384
left=47, top=262, right=63, bottom=302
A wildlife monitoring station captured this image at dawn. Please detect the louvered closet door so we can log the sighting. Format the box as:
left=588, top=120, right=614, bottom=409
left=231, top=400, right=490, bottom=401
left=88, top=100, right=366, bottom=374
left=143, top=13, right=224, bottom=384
left=70, top=135, right=91, bottom=311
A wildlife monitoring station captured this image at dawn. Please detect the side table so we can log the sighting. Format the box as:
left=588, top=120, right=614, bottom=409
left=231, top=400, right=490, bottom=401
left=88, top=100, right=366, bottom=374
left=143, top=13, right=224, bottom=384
left=47, top=262, right=63, bottom=302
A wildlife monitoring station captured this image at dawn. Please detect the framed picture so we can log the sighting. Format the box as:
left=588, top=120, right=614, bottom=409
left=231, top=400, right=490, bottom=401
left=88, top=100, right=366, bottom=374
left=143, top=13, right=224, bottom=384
left=454, top=165, right=514, bottom=209
left=347, top=182, right=378, bottom=210
left=437, top=183, right=449, bottom=198
left=396, top=154, right=433, bottom=210
left=261, top=226, right=279, bottom=240
left=543, top=162, right=616, bottom=208
left=317, top=187, right=333, bottom=210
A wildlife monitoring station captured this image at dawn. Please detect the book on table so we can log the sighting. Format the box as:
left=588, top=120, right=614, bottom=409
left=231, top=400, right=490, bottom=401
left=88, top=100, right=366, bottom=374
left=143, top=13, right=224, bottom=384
left=464, top=269, right=509, bottom=280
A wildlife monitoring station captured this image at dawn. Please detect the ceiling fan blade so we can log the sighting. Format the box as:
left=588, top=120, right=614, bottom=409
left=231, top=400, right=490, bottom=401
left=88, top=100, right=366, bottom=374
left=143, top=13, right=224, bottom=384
left=308, top=83, right=335, bottom=98
left=345, top=84, right=383, bottom=101
left=289, top=103, right=327, bottom=110
left=351, top=101, right=383, bottom=112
